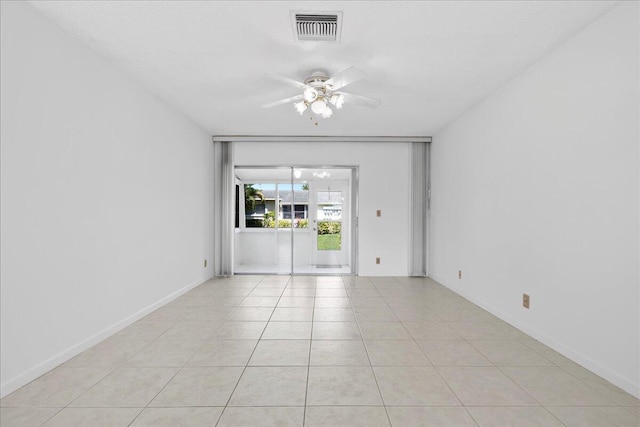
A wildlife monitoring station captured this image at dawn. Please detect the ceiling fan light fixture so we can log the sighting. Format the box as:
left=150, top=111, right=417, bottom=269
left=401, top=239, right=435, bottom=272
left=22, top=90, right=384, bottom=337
left=303, top=87, right=318, bottom=102
left=330, top=93, right=344, bottom=109
left=321, top=106, right=333, bottom=118
left=311, top=99, right=327, bottom=114
left=294, top=101, right=307, bottom=115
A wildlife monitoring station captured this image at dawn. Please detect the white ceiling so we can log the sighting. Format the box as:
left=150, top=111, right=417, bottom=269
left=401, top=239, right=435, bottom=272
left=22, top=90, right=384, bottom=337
left=29, top=1, right=617, bottom=136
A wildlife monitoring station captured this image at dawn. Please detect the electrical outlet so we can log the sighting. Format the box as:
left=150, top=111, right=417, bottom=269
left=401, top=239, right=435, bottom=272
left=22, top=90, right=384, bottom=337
left=523, top=294, right=530, bottom=309
left=204, top=259, right=207, bottom=268
left=458, top=270, right=462, bottom=279
left=376, top=257, right=381, bottom=264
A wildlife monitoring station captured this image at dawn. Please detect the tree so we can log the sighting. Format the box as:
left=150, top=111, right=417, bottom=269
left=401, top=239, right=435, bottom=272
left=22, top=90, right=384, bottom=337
left=301, top=183, right=309, bottom=191
left=244, top=184, right=264, bottom=212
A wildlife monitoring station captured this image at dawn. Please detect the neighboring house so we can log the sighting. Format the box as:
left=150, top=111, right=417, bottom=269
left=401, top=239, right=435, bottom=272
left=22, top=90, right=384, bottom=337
left=243, top=188, right=342, bottom=226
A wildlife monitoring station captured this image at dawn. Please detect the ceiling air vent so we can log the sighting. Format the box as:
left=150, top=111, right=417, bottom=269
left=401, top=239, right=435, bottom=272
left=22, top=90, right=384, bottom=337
left=291, top=11, right=342, bottom=42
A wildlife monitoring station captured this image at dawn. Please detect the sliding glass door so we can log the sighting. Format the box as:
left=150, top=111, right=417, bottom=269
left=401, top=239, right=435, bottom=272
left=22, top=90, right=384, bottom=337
left=234, top=166, right=355, bottom=275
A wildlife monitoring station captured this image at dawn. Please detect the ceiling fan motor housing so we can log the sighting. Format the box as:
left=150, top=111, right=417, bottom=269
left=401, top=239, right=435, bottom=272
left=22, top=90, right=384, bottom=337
left=304, top=70, right=331, bottom=90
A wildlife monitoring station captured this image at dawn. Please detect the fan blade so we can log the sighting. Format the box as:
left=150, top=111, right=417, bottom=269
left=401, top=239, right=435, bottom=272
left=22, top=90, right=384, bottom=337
left=271, top=74, right=310, bottom=90
left=261, top=94, right=303, bottom=108
left=326, top=66, right=366, bottom=91
left=341, top=92, right=381, bottom=109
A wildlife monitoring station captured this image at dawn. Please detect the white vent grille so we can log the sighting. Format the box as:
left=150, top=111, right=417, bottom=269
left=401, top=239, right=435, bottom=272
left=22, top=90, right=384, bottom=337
left=292, top=12, right=342, bottom=42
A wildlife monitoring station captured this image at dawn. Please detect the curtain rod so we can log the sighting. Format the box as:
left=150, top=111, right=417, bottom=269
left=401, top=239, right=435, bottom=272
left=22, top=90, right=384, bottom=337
left=212, top=135, right=432, bottom=143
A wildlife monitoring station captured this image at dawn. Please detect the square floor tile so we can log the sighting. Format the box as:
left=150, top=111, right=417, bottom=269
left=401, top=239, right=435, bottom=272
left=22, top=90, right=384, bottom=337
left=417, top=340, right=492, bottom=366
left=184, top=307, right=232, bottom=322
left=159, top=322, right=218, bottom=342
left=403, top=322, right=462, bottom=340
left=228, top=367, right=308, bottom=406
left=316, top=288, right=348, bottom=297
left=248, top=288, right=284, bottom=297
left=353, top=307, right=399, bottom=322
left=438, top=367, right=538, bottom=406
left=312, top=322, right=361, bottom=339
left=70, top=367, right=178, bottom=407
left=307, top=366, right=382, bottom=406
left=386, top=407, right=477, bottom=427
left=150, top=367, right=243, bottom=407
left=315, top=297, right=351, bottom=308
left=226, top=307, right=274, bottom=321
left=0, top=408, right=60, bottom=427
left=391, top=307, right=441, bottom=322
left=374, top=366, right=460, bottom=405
left=305, top=406, right=390, bottom=426
left=277, top=297, right=315, bottom=308
left=125, top=339, right=201, bottom=367
left=449, top=322, right=513, bottom=340
left=282, top=288, right=316, bottom=297
left=271, top=308, right=313, bottom=321
left=240, top=297, right=280, bottom=308
left=562, top=366, right=640, bottom=406
left=434, top=308, right=495, bottom=323
left=467, top=407, right=563, bottom=427
left=346, top=288, right=382, bottom=297
left=217, top=407, right=304, bottom=426
left=358, top=322, right=412, bottom=340
left=42, top=408, right=141, bottom=427
left=313, top=308, right=356, bottom=322
left=350, top=297, right=388, bottom=308
left=501, top=367, right=617, bottom=406
left=187, top=339, right=257, bottom=366
left=249, top=340, right=310, bottom=366
left=521, top=340, right=580, bottom=367
left=384, top=297, right=424, bottom=308
left=64, top=338, right=147, bottom=368
left=262, top=322, right=312, bottom=339
left=310, top=340, right=370, bottom=366
left=140, top=304, right=183, bottom=319
left=1, top=367, right=111, bottom=407
left=469, top=340, right=552, bottom=367
left=208, top=296, right=246, bottom=307
left=365, top=340, right=431, bottom=366
left=547, top=406, right=640, bottom=427
left=315, top=280, right=345, bottom=288
left=130, top=407, right=223, bottom=427
left=112, top=321, right=175, bottom=341
left=209, top=322, right=266, bottom=339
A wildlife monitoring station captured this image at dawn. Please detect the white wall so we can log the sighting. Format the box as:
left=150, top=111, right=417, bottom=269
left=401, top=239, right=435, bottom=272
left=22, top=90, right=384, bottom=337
left=0, top=2, right=214, bottom=397
left=430, top=2, right=639, bottom=397
left=234, top=142, right=411, bottom=276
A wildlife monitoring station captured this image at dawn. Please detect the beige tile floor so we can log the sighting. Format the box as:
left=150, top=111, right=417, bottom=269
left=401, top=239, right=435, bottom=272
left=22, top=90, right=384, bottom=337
left=2, top=276, right=639, bottom=426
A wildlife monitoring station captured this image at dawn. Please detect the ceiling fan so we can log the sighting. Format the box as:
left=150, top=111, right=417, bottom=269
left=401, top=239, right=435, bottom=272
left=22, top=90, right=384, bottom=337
left=262, top=67, right=381, bottom=119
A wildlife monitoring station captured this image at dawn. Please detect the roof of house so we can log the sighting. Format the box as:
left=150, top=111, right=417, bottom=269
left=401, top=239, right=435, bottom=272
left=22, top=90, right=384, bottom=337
left=260, top=190, right=342, bottom=204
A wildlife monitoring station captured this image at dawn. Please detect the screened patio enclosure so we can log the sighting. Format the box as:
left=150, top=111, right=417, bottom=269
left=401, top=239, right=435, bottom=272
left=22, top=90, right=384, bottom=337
left=234, top=166, right=357, bottom=275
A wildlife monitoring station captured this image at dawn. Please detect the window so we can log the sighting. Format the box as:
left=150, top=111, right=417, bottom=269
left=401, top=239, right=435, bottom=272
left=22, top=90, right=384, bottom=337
left=238, top=183, right=309, bottom=229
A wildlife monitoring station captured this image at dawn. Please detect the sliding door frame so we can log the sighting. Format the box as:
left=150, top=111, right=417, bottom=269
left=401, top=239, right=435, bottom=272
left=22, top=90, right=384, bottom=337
left=234, top=165, right=359, bottom=276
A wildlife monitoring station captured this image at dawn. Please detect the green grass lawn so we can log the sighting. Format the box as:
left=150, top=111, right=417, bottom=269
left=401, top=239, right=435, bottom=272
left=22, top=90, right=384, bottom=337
left=317, top=234, right=341, bottom=250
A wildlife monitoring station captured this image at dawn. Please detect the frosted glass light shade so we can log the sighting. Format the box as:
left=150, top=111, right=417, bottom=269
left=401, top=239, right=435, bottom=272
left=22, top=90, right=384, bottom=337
left=294, top=101, right=307, bottom=115
left=303, top=87, right=318, bottom=102
left=330, top=94, right=345, bottom=109
left=311, top=99, right=327, bottom=114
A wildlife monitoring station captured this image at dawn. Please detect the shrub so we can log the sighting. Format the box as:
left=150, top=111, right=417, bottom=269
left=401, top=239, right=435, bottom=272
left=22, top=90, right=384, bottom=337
left=297, top=219, right=308, bottom=228
left=246, top=218, right=264, bottom=228
left=278, top=219, right=292, bottom=228
left=317, top=221, right=341, bottom=235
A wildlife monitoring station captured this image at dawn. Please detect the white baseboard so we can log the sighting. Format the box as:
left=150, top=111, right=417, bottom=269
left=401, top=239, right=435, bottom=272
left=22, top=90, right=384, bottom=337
left=429, top=273, right=640, bottom=399
left=0, top=274, right=214, bottom=398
